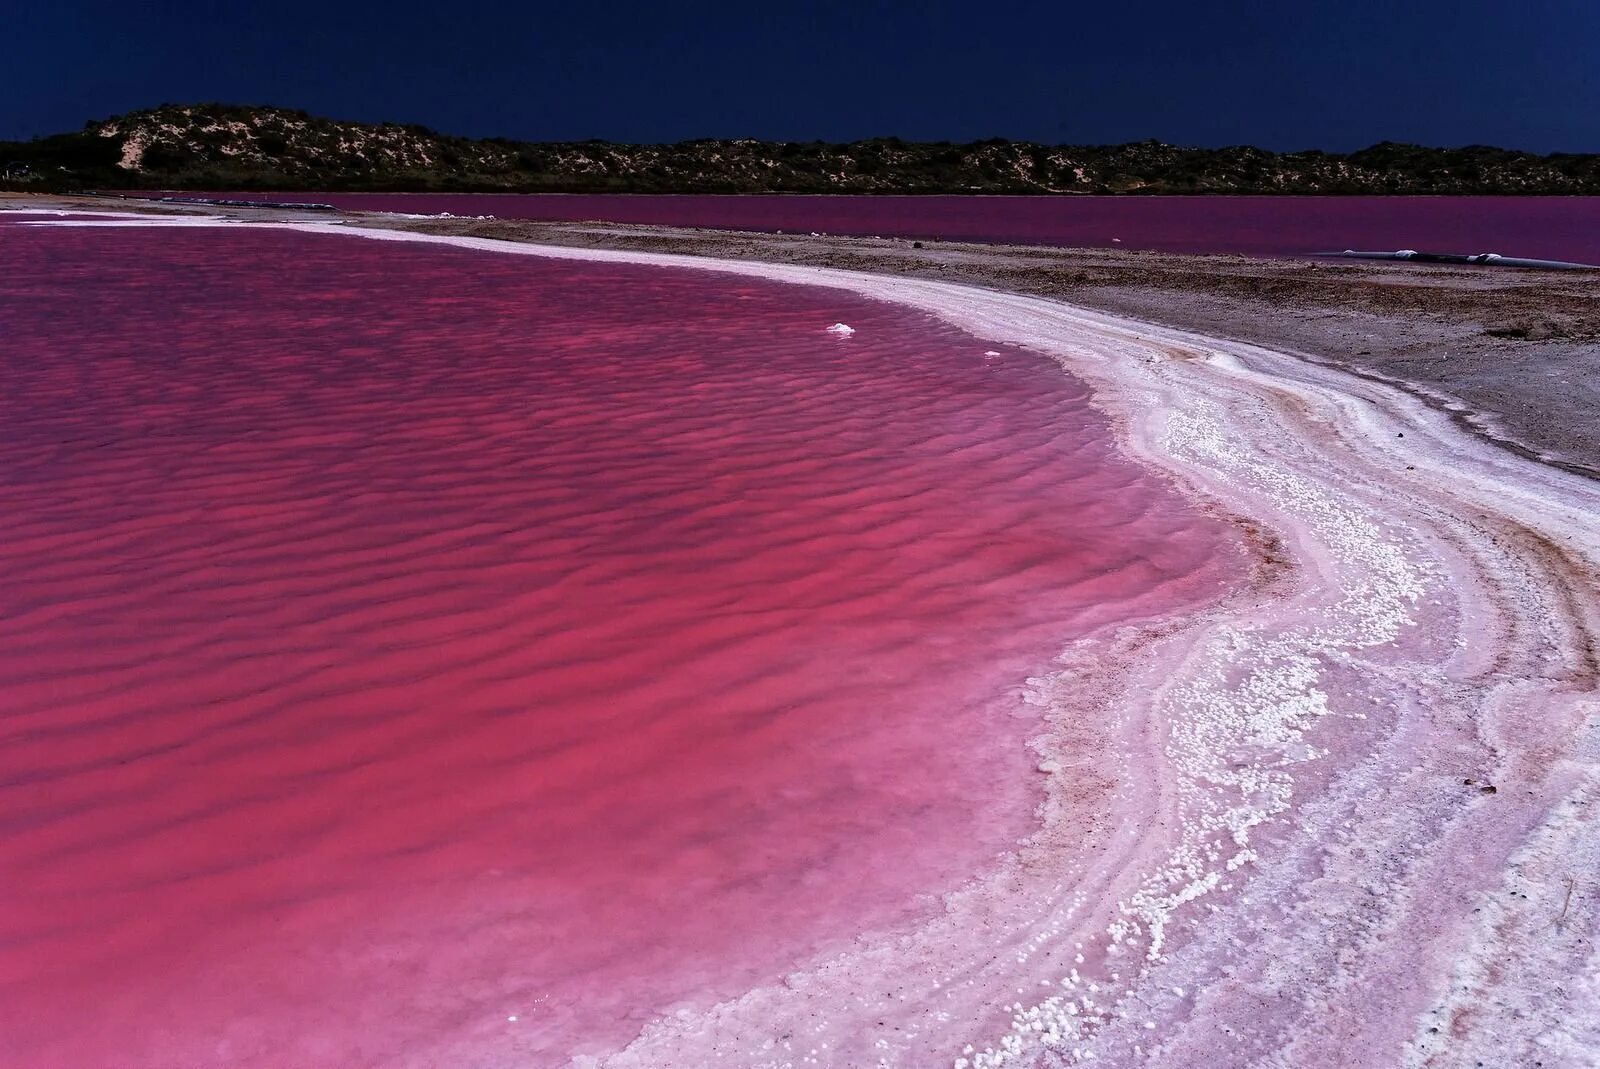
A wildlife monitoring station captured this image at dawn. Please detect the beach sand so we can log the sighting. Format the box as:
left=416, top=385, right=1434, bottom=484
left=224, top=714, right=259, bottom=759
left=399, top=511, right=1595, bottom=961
left=5, top=196, right=1599, bottom=1067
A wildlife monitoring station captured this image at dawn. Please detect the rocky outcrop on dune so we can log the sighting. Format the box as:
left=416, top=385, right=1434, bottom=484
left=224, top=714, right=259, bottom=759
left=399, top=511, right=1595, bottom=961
left=4, top=103, right=1600, bottom=194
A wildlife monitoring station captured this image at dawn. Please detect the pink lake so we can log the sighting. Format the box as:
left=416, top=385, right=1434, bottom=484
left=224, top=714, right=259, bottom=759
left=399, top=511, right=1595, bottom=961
left=146, top=192, right=1600, bottom=264
left=0, top=220, right=1238, bottom=1066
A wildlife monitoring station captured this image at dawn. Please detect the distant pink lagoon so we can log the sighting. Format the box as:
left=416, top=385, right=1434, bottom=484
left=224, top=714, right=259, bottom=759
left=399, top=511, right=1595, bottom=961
left=0, top=219, right=1238, bottom=1065
left=180, top=192, right=1600, bottom=263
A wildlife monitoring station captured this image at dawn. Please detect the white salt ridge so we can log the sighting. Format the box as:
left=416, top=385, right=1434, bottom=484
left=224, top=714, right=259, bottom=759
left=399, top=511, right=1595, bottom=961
left=23, top=215, right=255, bottom=228
left=37, top=212, right=1600, bottom=1069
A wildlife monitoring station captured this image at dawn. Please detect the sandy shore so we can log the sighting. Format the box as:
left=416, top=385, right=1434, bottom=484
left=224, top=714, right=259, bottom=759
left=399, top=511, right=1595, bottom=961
left=8, top=197, right=1600, bottom=1067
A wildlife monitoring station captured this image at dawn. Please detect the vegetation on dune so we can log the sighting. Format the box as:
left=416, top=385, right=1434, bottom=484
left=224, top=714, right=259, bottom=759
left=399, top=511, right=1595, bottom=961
left=4, top=103, right=1599, bottom=194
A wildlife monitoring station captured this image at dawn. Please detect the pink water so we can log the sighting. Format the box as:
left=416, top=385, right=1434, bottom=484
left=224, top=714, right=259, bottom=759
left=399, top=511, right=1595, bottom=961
left=0, top=220, right=1237, bottom=1066
left=171, top=192, right=1600, bottom=264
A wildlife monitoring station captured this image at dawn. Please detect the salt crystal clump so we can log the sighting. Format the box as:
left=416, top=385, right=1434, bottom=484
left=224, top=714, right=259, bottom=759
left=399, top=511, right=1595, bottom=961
left=825, top=323, right=856, bottom=336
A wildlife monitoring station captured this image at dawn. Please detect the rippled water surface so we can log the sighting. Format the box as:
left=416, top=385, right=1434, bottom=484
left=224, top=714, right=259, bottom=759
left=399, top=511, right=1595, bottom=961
left=0, top=220, right=1236, bottom=1066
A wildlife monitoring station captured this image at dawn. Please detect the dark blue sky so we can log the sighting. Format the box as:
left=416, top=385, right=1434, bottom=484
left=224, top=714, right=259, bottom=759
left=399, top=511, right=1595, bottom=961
left=5, top=0, right=1597, bottom=150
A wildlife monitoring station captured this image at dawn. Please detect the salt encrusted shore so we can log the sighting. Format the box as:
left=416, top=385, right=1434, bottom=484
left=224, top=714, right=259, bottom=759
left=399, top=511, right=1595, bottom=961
left=16, top=209, right=1600, bottom=1067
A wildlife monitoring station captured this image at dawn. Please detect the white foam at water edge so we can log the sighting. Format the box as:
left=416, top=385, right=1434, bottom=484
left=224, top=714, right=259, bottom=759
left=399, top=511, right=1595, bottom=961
left=30, top=211, right=1600, bottom=1068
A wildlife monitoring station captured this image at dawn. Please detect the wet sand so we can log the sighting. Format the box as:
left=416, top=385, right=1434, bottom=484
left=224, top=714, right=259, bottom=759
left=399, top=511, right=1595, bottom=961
left=5, top=196, right=1599, bottom=1067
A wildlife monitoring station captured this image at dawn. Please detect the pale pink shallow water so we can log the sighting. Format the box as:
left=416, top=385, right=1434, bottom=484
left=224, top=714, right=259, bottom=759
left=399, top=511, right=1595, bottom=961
left=156, top=192, right=1600, bottom=263
left=0, top=220, right=1238, bottom=1066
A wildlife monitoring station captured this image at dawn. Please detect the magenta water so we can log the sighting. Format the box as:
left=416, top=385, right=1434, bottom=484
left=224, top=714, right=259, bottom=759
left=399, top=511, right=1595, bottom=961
left=0, top=219, right=1238, bottom=1066
left=160, top=193, right=1600, bottom=263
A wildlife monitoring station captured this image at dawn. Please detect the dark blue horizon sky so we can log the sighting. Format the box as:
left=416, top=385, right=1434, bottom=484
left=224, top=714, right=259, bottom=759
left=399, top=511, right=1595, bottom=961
left=5, top=0, right=1597, bottom=151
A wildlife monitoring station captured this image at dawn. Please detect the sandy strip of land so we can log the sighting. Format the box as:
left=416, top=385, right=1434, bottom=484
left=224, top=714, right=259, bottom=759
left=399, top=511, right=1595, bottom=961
left=13, top=201, right=1600, bottom=1067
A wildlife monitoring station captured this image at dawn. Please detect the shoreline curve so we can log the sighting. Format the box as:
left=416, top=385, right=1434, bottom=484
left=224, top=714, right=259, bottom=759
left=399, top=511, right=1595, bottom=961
left=23, top=213, right=1600, bottom=1068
